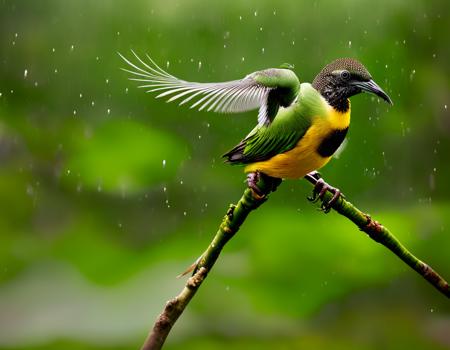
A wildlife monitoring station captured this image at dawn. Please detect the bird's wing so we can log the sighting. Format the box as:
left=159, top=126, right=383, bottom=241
left=224, top=83, right=324, bottom=164
left=119, top=51, right=300, bottom=126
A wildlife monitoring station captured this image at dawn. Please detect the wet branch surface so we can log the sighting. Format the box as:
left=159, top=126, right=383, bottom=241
left=141, top=174, right=449, bottom=350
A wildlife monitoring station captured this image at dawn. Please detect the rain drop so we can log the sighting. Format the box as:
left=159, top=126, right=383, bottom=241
left=445, top=105, right=447, bottom=110
left=70, top=44, right=74, bottom=51
left=162, top=159, right=166, bottom=168
left=348, top=40, right=352, bottom=48
left=254, top=10, right=258, bottom=16
left=241, top=57, right=245, bottom=62
left=198, top=61, right=202, bottom=70
left=261, top=47, right=265, bottom=54
left=107, top=108, right=111, bottom=115
left=24, top=69, right=28, bottom=78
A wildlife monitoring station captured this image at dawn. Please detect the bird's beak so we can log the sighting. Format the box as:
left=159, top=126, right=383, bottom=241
left=352, top=79, right=393, bottom=105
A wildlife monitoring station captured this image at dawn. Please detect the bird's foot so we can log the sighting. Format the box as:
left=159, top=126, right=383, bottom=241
left=306, top=172, right=344, bottom=213
left=247, top=171, right=282, bottom=199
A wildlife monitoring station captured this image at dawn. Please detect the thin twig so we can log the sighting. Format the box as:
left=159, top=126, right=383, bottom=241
left=304, top=173, right=449, bottom=298
left=142, top=174, right=449, bottom=349
left=141, top=174, right=278, bottom=350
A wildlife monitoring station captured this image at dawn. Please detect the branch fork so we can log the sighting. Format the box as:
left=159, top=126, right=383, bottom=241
left=141, top=172, right=449, bottom=350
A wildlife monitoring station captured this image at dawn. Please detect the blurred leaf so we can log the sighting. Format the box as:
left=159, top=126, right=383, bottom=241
left=65, top=120, right=188, bottom=195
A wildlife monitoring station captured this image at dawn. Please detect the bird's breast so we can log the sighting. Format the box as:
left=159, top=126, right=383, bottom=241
left=245, top=105, right=351, bottom=179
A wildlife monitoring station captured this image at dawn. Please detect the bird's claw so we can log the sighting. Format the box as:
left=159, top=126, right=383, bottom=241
left=307, top=177, right=344, bottom=213
left=246, top=171, right=282, bottom=199
left=247, top=172, right=265, bottom=199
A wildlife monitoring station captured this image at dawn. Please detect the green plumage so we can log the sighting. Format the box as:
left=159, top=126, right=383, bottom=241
left=224, top=83, right=325, bottom=164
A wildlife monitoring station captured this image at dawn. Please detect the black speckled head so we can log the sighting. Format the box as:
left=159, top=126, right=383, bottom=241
left=312, top=58, right=392, bottom=112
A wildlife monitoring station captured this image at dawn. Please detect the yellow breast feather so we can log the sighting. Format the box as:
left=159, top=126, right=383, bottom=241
left=245, top=101, right=351, bottom=179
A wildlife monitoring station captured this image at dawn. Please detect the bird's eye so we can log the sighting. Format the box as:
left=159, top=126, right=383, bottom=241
left=340, top=70, right=351, bottom=80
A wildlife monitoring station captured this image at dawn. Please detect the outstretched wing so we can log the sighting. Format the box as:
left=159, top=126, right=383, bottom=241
left=119, top=51, right=300, bottom=126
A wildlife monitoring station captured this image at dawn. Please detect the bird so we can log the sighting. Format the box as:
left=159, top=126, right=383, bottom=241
left=120, top=51, right=392, bottom=210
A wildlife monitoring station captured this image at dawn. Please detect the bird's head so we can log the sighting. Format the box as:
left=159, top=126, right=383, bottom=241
left=312, top=58, right=392, bottom=112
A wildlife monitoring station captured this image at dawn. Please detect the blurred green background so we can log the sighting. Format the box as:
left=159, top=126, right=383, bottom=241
left=0, top=0, right=449, bottom=349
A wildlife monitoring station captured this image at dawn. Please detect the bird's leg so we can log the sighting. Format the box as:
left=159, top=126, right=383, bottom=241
left=247, top=171, right=282, bottom=199
left=306, top=171, right=344, bottom=213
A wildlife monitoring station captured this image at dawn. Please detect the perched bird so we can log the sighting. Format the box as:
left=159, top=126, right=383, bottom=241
left=120, top=52, right=392, bottom=208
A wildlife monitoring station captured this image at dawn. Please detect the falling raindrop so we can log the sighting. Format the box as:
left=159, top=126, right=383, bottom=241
left=198, top=61, right=202, bottom=70
left=162, top=159, right=166, bottom=168
left=241, top=57, right=245, bottom=62
left=73, top=109, right=77, bottom=116
left=24, top=69, right=28, bottom=78
left=107, top=108, right=111, bottom=115
left=254, top=10, right=258, bottom=16
left=79, top=93, right=83, bottom=98
left=348, top=40, right=352, bottom=48
left=261, top=47, right=265, bottom=54
left=91, top=101, right=95, bottom=106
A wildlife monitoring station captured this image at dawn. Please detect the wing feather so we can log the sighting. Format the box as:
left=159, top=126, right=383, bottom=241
left=120, top=51, right=274, bottom=125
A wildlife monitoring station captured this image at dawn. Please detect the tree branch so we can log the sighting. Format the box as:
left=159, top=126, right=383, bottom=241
left=142, top=174, right=449, bottom=349
left=141, top=174, right=278, bottom=350
left=304, top=173, right=449, bottom=298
